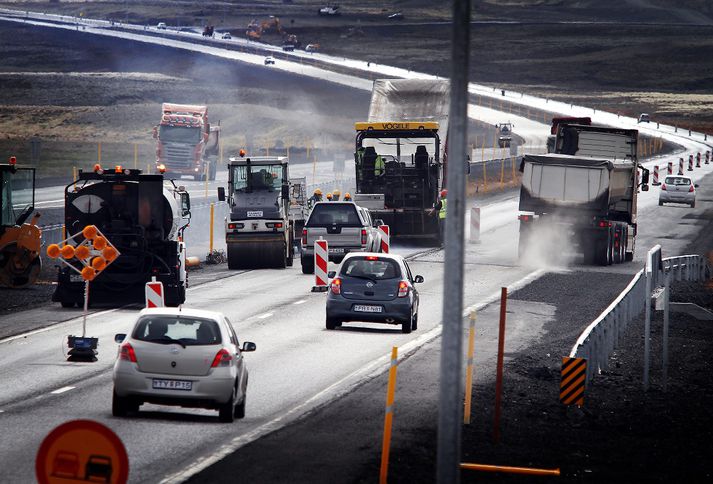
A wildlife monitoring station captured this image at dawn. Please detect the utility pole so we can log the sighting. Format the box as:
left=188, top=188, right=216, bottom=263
left=437, top=1, right=471, bottom=483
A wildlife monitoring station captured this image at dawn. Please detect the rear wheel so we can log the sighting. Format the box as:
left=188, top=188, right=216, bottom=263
left=326, top=317, right=339, bottom=330
left=401, top=315, right=413, bottom=334
left=218, top=388, right=236, bottom=423
left=301, top=255, right=314, bottom=274
left=691, top=201, right=696, bottom=208
left=659, top=200, right=664, bottom=206
left=412, top=313, right=418, bottom=331
left=112, top=390, right=137, bottom=417
left=234, top=379, right=247, bottom=419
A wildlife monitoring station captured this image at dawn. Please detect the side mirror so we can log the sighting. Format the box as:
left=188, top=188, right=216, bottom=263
left=641, top=168, right=650, bottom=185
left=642, top=184, right=649, bottom=192
left=152, top=126, right=158, bottom=139
left=114, top=333, right=126, bottom=344
left=241, top=341, right=257, bottom=352
left=282, top=184, right=290, bottom=200
left=414, top=275, right=424, bottom=283
left=374, top=219, right=385, bottom=227
left=695, top=184, right=700, bottom=188
left=180, top=192, right=191, bottom=216
left=328, top=270, right=336, bottom=279
left=217, top=186, right=226, bottom=202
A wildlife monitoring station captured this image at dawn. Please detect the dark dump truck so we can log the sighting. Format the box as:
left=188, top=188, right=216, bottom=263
left=52, top=166, right=191, bottom=307
left=518, top=124, right=649, bottom=265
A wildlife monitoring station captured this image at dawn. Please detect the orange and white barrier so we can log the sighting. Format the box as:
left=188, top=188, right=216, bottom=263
left=688, top=154, right=694, bottom=171
left=696, top=152, right=701, bottom=167
left=652, top=165, right=660, bottom=185
left=678, top=158, right=684, bottom=175
left=706, top=151, right=710, bottom=164
left=378, top=225, right=390, bottom=253
left=469, top=207, right=481, bottom=244
left=312, top=238, right=329, bottom=292
left=145, top=276, right=165, bottom=308
left=667, top=161, right=673, bottom=175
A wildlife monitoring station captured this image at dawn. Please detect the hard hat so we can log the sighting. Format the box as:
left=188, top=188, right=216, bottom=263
left=333, top=189, right=341, bottom=196
left=344, top=192, right=351, bottom=198
left=326, top=192, right=333, bottom=199
left=440, top=189, right=448, bottom=198
left=314, top=188, right=322, bottom=196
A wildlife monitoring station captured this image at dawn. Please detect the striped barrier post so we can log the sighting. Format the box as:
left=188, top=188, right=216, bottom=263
left=469, top=207, right=481, bottom=243
left=560, top=357, right=586, bottom=406
left=652, top=165, right=660, bottom=185
left=312, top=237, right=328, bottom=292
left=696, top=152, right=701, bottom=167
left=688, top=154, right=694, bottom=171
left=145, top=276, right=165, bottom=308
left=706, top=150, right=710, bottom=164
left=667, top=161, right=673, bottom=175
left=378, top=225, right=390, bottom=253
left=678, top=158, right=684, bottom=175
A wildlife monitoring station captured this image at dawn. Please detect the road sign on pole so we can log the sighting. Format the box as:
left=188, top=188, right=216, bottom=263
left=145, top=276, right=165, bottom=308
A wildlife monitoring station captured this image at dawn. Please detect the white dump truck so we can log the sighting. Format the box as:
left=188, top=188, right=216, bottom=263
left=518, top=125, right=649, bottom=265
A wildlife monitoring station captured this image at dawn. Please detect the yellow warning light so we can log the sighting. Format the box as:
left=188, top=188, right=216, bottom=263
left=93, top=236, right=107, bottom=251
left=47, top=244, right=61, bottom=259
left=158, top=164, right=166, bottom=174
left=91, top=257, right=107, bottom=271
left=82, top=225, right=98, bottom=240
left=60, top=245, right=76, bottom=259
left=115, top=165, right=123, bottom=174
left=102, top=246, right=118, bottom=262
left=239, top=149, right=246, bottom=157
left=93, top=163, right=102, bottom=173
left=75, top=245, right=90, bottom=260
left=81, top=266, right=96, bottom=281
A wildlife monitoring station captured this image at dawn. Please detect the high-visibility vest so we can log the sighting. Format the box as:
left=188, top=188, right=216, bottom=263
left=375, top=155, right=385, bottom=176
left=439, top=198, right=447, bottom=219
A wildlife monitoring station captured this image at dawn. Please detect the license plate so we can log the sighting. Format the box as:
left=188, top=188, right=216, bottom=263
left=69, top=274, right=83, bottom=283
left=329, top=248, right=345, bottom=254
left=152, top=379, right=192, bottom=391
left=353, top=305, right=383, bottom=313
left=247, top=211, right=263, bottom=217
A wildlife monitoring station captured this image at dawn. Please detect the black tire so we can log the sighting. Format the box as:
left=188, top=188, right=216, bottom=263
left=625, top=251, right=634, bottom=262
left=401, top=318, right=412, bottom=334
left=61, top=301, right=75, bottom=308
left=691, top=201, right=696, bottom=208
left=326, top=317, right=339, bottom=330
left=659, top=201, right=664, bottom=206
left=301, top=255, right=314, bottom=274
left=112, top=390, right=134, bottom=417
left=412, top=313, right=418, bottom=331
left=218, top=388, right=236, bottom=423
left=234, top=378, right=247, bottom=419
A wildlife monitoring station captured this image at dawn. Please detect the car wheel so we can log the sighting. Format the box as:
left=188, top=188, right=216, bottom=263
left=234, top=378, right=247, bottom=419
left=218, top=388, right=236, bottom=423
left=658, top=200, right=664, bottom=206
left=411, top=313, right=418, bottom=331
left=326, top=317, right=339, bottom=330
left=301, top=255, right=314, bottom=274
left=401, top=318, right=412, bottom=334
left=112, top=390, right=130, bottom=417
left=691, top=201, right=696, bottom=208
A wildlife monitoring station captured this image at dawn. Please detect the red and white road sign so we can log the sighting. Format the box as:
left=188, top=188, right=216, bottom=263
left=378, top=225, right=390, bottom=254
left=313, top=238, right=329, bottom=290
left=652, top=165, right=660, bottom=185
left=145, top=277, right=165, bottom=308
left=469, top=207, right=481, bottom=244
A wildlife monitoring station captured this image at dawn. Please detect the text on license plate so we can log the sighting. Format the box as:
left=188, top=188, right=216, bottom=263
left=152, top=379, right=192, bottom=391
left=353, top=305, right=383, bottom=313
left=328, top=248, right=345, bottom=253
left=247, top=211, right=263, bottom=217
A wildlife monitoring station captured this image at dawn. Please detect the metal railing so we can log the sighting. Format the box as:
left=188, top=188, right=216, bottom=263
left=569, top=246, right=711, bottom=385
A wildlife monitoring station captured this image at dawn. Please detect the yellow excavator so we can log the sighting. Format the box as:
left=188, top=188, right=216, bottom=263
left=0, top=156, right=41, bottom=288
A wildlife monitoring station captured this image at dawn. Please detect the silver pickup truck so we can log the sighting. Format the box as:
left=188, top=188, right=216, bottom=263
left=300, top=201, right=383, bottom=274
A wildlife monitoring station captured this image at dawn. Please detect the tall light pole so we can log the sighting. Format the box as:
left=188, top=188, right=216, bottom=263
left=437, top=1, right=471, bottom=483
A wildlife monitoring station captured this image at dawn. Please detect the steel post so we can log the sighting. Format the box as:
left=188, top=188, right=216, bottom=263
left=662, top=273, right=670, bottom=392
left=643, top=256, right=653, bottom=391
left=437, top=0, right=471, bottom=482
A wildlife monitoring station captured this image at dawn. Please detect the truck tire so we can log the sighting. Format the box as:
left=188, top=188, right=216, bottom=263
left=301, top=255, right=314, bottom=274
left=227, top=244, right=241, bottom=270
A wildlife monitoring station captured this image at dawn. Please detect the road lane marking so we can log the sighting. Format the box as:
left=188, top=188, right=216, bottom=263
left=293, top=299, right=307, bottom=305
left=50, top=386, right=75, bottom=395
left=159, top=268, right=544, bottom=484
left=257, top=313, right=273, bottom=319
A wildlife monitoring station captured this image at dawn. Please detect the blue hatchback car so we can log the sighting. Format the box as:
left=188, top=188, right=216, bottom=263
left=325, top=252, right=423, bottom=333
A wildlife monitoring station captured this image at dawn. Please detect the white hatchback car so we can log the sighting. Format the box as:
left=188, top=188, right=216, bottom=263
left=659, top=175, right=697, bottom=207
left=112, top=308, right=255, bottom=423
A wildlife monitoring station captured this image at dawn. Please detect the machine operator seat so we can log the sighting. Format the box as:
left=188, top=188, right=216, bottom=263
left=361, top=147, right=377, bottom=179
left=414, top=145, right=429, bottom=171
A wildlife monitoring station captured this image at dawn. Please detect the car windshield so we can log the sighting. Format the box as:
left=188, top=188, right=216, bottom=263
left=307, top=203, right=361, bottom=227
left=665, top=177, right=691, bottom=185
left=341, top=257, right=401, bottom=280
left=133, top=316, right=221, bottom=346
left=230, top=164, right=284, bottom=192
left=159, top=125, right=201, bottom=144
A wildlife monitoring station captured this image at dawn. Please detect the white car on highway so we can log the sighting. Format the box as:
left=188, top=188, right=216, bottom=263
left=659, top=175, right=697, bottom=207
left=112, top=307, right=256, bottom=423
left=264, top=56, right=276, bottom=65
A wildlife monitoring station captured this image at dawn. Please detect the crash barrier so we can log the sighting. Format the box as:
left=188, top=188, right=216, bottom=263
left=379, top=347, right=399, bottom=484
left=145, top=277, right=165, bottom=308
left=560, top=357, right=586, bottom=406
left=378, top=225, right=390, bottom=253
left=468, top=156, right=521, bottom=194
left=568, top=246, right=711, bottom=392
left=469, top=207, right=481, bottom=244
left=312, top=238, right=329, bottom=292
left=652, top=165, right=660, bottom=185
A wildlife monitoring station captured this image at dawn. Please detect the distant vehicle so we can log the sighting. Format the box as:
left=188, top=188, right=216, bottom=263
left=318, top=5, right=341, bottom=16
left=264, top=56, right=276, bottom=65
left=305, top=43, right=320, bottom=52
left=157, top=22, right=167, bottom=30
left=202, top=25, right=214, bottom=37
left=282, top=44, right=294, bottom=51
left=387, top=12, right=404, bottom=20
left=659, top=175, right=697, bottom=207
left=638, top=113, right=651, bottom=123
left=496, top=122, right=513, bottom=148
left=51, top=451, right=80, bottom=479
left=84, top=455, right=112, bottom=483
left=112, top=307, right=256, bottom=423
left=300, top=201, right=382, bottom=274
left=325, top=253, right=423, bottom=333
left=221, top=32, right=232, bottom=39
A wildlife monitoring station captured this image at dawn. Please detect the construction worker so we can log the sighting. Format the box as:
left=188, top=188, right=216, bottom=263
left=326, top=192, right=333, bottom=201
left=374, top=153, right=385, bottom=177
left=432, top=189, right=447, bottom=244
left=332, top=189, right=341, bottom=201
left=307, top=188, right=323, bottom=210
left=343, top=192, right=352, bottom=202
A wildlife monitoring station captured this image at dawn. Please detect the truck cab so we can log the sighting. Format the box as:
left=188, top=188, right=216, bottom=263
left=217, top=156, right=294, bottom=269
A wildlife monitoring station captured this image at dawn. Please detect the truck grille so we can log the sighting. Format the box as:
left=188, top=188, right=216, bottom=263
left=164, top=144, right=194, bottom=168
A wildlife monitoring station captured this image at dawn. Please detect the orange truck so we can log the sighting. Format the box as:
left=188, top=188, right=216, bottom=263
left=154, top=103, right=220, bottom=180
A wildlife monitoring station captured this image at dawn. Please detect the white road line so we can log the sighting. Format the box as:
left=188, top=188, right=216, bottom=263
left=257, top=313, right=273, bottom=319
left=159, top=268, right=544, bottom=484
left=50, top=386, right=75, bottom=395
left=292, top=299, right=307, bottom=305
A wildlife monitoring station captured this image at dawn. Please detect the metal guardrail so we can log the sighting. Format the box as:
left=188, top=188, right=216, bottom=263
left=569, top=246, right=711, bottom=385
